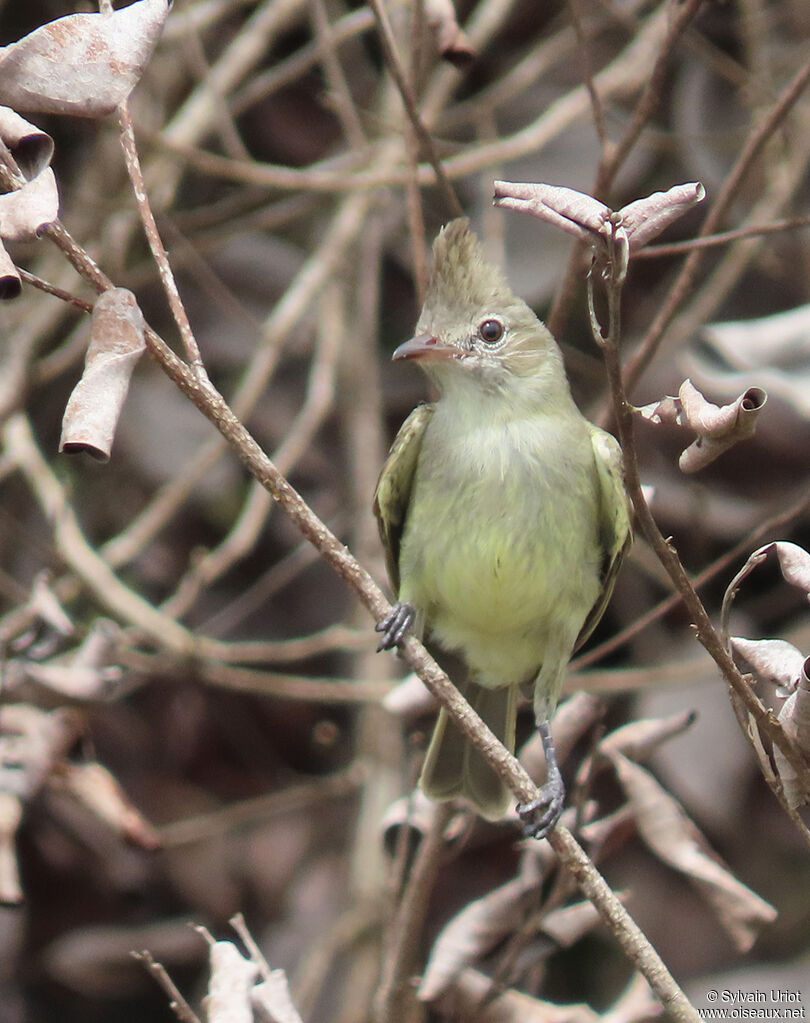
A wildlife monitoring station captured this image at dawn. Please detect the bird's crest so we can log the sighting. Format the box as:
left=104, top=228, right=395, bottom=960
left=423, top=218, right=514, bottom=320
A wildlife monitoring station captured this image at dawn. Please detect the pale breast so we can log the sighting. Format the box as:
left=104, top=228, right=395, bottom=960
left=398, top=412, right=602, bottom=680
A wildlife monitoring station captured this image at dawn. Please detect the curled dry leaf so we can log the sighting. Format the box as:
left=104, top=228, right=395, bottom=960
left=606, top=751, right=777, bottom=951
left=251, top=971, right=305, bottom=1023
left=0, top=106, right=53, bottom=176
left=418, top=855, right=543, bottom=1001
left=55, top=762, right=160, bottom=849
left=0, top=166, right=59, bottom=242
left=730, top=637, right=806, bottom=691
left=379, top=787, right=445, bottom=855
left=540, top=898, right=610, bottom=948
left=0, top=704, right=78, bottom=801
left=773, top=663, right=810, bottom=808
left=603, top=973, right=662, bottom=1023
left=0, top=790, right=23, bottom=904
left=493, top=180, right=705, bottom=282
left=436, top=967, right=600, bottom=1023
left=424, top=0, right=476, bottom=67
left=493, top=181, right=613, bottom=245
left=688, top=304, right=810, bottom=419
left=616, top=182, right=705, bottom=251
left=60, top=288, right=147, bottom=462
left=23, top=660, right=121, bottom=700
left=0, top=108, right=59, bottom=298
left=0, top=240, right=19, bottom=299
left=637, top=378, right=766, bottom=472
left=767, top=541, right=810, bottom=598
left=73, top=617, right=121, bottom=671
left=598, top=709, right=697, bottom=764
left=381, top=670, right=437, bottom=719
left=206, top=940, right=258, bottom=1023
left=0, top=0, right=169, bottom=117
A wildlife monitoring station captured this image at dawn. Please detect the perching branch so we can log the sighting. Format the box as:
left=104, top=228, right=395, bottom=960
left=29, top=206, right=702, bottom=1021
left=589, top=211, right=810, bottom=825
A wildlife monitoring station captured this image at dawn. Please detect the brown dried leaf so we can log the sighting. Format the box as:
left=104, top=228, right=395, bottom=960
left=0, top=166, right=59, bottom=241
left=774, top=665, right=810, bottom=808
left=771, top=542, right=810, bottom=598
left=618, top=182, right=705, bottom=250
left=251, top=971, right=305, bottom=1023
left=607, top=751, right=777, bottom=950
left=0, top=0, right=169, bottom=117
left=635, top=394, right=681, bottom=425
left=418, top=861, right=541, bottom=1001
left=678, top=382, right=766, bottom=472
left=55, top=762, right=159, bottom=849
left=637, top=380, right=766, bottom=472
left=730, top=637, right=806, bottom=690
left=0, top=239, right=19, bottom=298
left=207, top=940, right=258, bottom=1023
left=603, top=973, right=662, bottom=1023
left=0, top=705, right=77, bottom=801
left=540, top=898, right=610, bottom=947
left=598, top=709, right=697, bottom=763
left=0, top=106, right=53, bottom=177
left=493, top=181, right=704, bottom=254
left=379, top=788, right=449, bottom=855
left=23, top=660, right=120, bottom=700
left=0, top=791, right=23, bottom=904
left=493, top=180, right=611, bottom=243
left=60, top=288, right=146, bottom=462
left=381, top=670, right=437, bottom=719
left=691, top=305, right=810, bottom=420
left=436, top=967, right=600, bottom=1023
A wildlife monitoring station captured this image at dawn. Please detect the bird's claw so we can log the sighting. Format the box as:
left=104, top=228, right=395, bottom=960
left=516, top=777, right=565, bottom=840
left=375, top=601, right=415, bottom=651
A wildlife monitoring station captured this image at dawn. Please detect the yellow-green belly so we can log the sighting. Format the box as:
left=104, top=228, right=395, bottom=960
left=398, top=415, right=602, bottom=687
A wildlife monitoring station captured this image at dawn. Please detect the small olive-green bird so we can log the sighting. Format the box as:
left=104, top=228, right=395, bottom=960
left=374, top=218, right=631, bottom=837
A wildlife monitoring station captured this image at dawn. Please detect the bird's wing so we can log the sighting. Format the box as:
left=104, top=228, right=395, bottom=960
left=373, top=402, right=435, bottom=594
left=575, top=426, right=633, bottom=649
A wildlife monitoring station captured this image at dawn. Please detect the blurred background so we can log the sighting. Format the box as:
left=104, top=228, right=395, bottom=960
left=0, top=0, right=809, bottom=1020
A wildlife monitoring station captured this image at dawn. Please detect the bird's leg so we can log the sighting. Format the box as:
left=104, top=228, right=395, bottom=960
left=516, top=719, right=565, bottom=839
left=375, top=601, right=416, bottom=651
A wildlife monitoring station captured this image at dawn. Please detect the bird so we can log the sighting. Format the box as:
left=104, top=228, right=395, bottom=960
left=374, top=218, right=631, bottom=837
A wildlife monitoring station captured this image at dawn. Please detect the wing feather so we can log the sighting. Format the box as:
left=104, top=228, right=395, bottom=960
left=373, top=403, right=434, bottom=595
left=575, top=427, right=633, bottom=649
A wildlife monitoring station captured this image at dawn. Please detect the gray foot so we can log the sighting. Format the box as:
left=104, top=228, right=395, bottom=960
left=516, top=719, right=565, bottom=839
left=375, top=601, right=415, bottom=651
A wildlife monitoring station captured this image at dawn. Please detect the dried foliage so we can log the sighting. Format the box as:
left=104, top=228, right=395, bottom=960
left=0, top=2, right=809, bottom=1023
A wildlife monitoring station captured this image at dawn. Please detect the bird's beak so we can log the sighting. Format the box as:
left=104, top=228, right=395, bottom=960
left=392, top=332, right=456, bottom=362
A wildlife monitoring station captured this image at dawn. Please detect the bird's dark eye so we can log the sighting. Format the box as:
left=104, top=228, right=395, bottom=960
left=478, top=318, right=504, bottom=344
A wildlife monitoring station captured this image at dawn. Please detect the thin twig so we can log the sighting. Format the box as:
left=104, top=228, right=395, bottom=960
left=133, top=951, right=202, bottom=1023
left=117, top=102, right=205, bottom=370
left=373, top=803, right=454, bottom=1023
left=567, top=0, right=608, bottom=147
left=367, top=0, right=463, bottom=218
left=15, top=270, right=93, bottom=313
left=35, top=207, right=703, bottom=1021
left=549, top=0, right=704, bottom=340
left=592, top=223, right=810, bottom=806
left=633, top=213, right=810, bottom=257
left=623, top=54, right=810, bottom=393
left=574, top=482, right=810, bottom=670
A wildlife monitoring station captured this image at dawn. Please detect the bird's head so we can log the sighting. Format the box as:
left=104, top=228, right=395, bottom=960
left=394, top=218, right=566, bottom=400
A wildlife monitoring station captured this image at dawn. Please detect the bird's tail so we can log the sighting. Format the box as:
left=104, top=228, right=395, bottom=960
left=419, top=678, right=517, bottom=821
